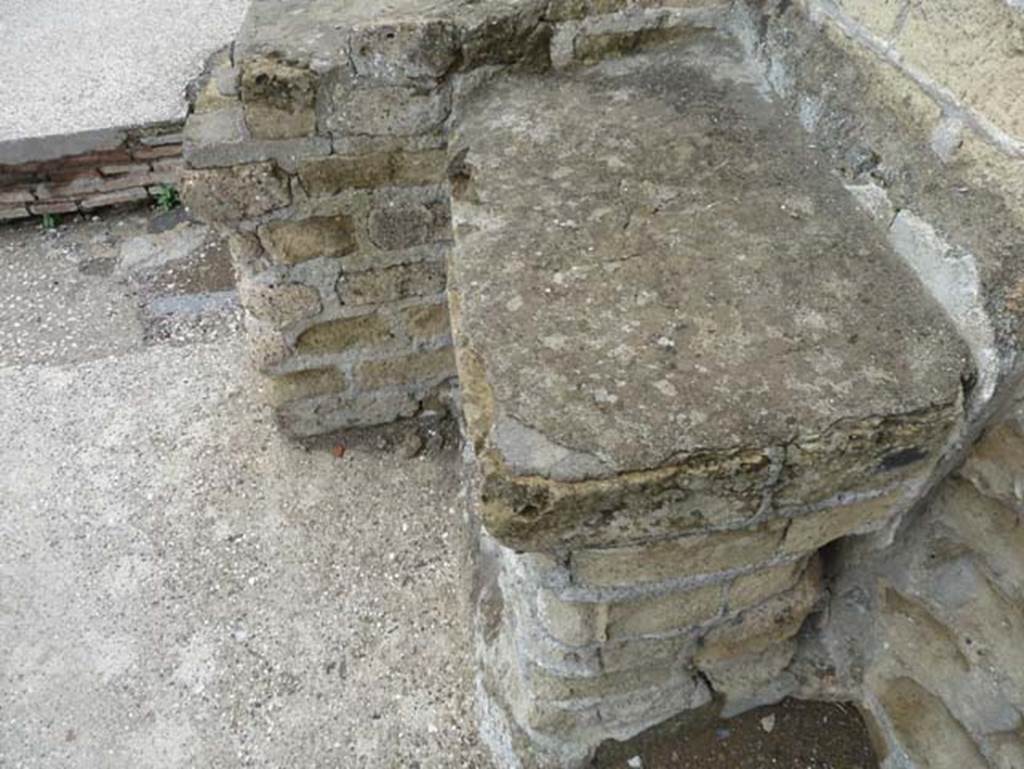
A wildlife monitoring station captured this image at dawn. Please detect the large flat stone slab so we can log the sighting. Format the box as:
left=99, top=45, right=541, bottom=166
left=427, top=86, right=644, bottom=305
left=236, top=0, right=722, bottom=66
left=449, top=35, right=971, bottom=549
left=238, top=0, right=544, bottom=65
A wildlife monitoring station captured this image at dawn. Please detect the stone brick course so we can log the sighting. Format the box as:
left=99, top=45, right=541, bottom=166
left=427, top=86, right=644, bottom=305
left=183, top=39, right=464, bottom=436
left=258, top=214, right=358, bottom=265
left=297, top=150, right=447, bottom=194
left=563, top=523, right=821, bottom=594
left=475, top=516, right=826, bottom=764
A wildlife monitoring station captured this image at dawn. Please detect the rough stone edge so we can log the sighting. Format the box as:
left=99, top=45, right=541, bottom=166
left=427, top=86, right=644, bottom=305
left=0, top=120, right=183, bottom=166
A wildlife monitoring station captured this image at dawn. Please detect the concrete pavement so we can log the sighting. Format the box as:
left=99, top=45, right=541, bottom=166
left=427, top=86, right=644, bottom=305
left=0, top=212, right=491, bottom=769
left=0, top=0, right=248, bottom=142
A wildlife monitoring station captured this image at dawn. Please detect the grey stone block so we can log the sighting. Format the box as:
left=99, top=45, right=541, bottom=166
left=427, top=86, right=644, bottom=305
left=325, top=83, right=452, bottom=137
left=0, top=126, right=126, bottom=165
left=184, top=108, right=331, bottom=171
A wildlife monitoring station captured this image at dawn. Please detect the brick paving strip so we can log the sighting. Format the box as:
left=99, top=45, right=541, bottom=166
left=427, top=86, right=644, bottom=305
left=0, top=0, right=248, bottom=222
left=0, top=123, right=185, bottom=221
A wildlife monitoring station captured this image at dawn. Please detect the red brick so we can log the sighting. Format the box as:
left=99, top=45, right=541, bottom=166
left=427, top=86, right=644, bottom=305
left=0, top=172, right=44, bottom=188
left=0, top=165, right=36, bottom=174
left=80, top=187, right=150, bottom=210
left=34, top=175, right=104, bottom=200
left=40, top=149, right=132, bottom=170
left=36, top=170, right=177, bottom=201
left=99, top=163, right=152, bottom=176
left=30, top=201, right=79, bottom=215
left=132, top=144, right=182, bottom=161
left=45, top=168, right=102, bottom=184
left=0, top=161, right=41, bottom=174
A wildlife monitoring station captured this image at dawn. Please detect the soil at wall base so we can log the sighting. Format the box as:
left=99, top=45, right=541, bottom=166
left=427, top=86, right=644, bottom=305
left=593, top=698, right=879, bottom=769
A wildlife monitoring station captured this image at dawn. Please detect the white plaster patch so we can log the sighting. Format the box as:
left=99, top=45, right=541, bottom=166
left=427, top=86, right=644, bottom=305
left=492, top=415, right=612, bottom=480
left=888, top=210, right=999, bottom=404
left=931, top=114, right=966, bottom=162
left=551, top=23, right=579, bottom=69
left=799, top=96, right=824, bottom=132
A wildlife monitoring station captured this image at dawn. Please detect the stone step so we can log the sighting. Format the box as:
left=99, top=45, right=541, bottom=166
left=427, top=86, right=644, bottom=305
left=448, top=33, right=972, bottom=553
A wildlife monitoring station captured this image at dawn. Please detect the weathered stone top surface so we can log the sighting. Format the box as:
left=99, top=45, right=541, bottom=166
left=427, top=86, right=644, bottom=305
left=238, top=0, right=542, bottom=62
left=449, top=36, right=971, bottom=483
left=243, top=0, right=533, bottom=29
left=236, top=0, right=716, bottom=66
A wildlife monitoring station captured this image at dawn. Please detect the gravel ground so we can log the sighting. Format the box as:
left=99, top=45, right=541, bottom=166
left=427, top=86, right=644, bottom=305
left=0, top=210, right=492, bottom=769
left=0, top=214, right=146, bottom=366
left=0, top=0, right=248, bottom=141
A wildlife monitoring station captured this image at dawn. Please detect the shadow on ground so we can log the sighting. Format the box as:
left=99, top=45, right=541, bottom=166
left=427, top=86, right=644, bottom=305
left=594, top=698, right=878, bottom=769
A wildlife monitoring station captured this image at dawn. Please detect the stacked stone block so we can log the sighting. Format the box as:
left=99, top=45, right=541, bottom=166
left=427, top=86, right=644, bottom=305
left=471, top=448, right=948, bottom=766
left=479, top=531, right=824, bottom=742
left=181, top=45, right=458, bottom=436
